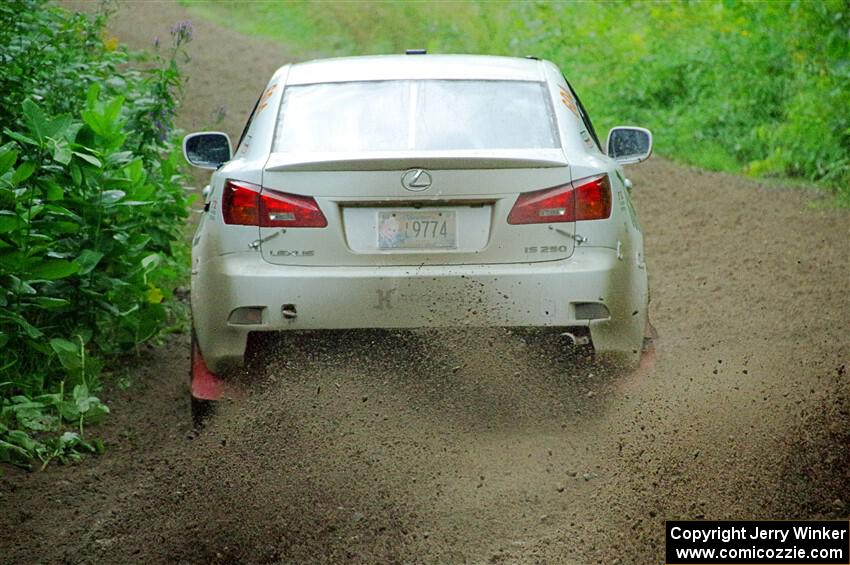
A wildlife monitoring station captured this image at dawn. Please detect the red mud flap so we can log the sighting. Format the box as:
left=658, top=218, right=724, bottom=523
left=190, top=339, right=244, bottom=401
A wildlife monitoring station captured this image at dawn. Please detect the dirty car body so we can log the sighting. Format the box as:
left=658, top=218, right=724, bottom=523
left=185, top=54, right=652, bottom=402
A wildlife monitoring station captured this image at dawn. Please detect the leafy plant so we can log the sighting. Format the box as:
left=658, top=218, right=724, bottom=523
left=0, top=0, right=192, bottom=468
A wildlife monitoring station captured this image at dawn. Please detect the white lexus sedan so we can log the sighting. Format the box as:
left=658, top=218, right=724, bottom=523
left=183, top=53, right=653, bottom=419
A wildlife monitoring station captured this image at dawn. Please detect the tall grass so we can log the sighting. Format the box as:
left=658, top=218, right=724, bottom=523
left=182, top=0, right=849, bottom=202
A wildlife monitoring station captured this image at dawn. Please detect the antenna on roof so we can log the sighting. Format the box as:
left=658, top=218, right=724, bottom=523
left=405, top=49, right=427, bottom=55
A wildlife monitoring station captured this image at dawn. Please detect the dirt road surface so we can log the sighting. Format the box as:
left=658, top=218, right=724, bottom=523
left=3, top=3, right=849, bottom=564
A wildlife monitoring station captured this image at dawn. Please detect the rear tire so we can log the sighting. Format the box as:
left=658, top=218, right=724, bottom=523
left=191, top=395, right=215, bottom=429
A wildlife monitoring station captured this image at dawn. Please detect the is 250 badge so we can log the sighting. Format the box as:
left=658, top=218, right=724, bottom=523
left=524, top=245, right=569, bottom=254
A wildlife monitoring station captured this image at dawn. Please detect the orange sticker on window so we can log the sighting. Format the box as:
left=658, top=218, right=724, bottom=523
left=559, top=86, right=580, bottom=119
left=256, top=84, right=278, bottom=114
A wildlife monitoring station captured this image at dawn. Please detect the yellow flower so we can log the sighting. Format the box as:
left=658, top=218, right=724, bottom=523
left=146, top=286, right=164, bottom=304
left=101, top=31, right=119, bottom=52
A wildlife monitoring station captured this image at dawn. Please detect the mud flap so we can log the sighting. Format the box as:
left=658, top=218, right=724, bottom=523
left=191, top=335, right=225, bottom=401
left=638, top=318, right=658, bottom=371
left=190, top=334, right=220, bottom=427
left=190, top=333, right=245, bottom=427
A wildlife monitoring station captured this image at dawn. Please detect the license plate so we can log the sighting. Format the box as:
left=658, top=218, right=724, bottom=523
left=377, top=210, right=457, bottom=250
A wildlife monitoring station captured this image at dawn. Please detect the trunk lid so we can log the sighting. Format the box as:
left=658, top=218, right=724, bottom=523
left=259, top=151, right=575, bottom=267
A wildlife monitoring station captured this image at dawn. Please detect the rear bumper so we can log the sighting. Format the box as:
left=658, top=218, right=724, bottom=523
left=191, top=247, right=648, bottom=372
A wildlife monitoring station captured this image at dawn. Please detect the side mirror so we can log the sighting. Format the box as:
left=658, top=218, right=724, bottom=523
left=183, top=132, right=232, bottom=169
left=606, top=126, right=653, bottom=165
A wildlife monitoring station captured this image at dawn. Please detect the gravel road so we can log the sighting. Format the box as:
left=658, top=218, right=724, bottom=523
left=3, top=3, right=848, bottom=564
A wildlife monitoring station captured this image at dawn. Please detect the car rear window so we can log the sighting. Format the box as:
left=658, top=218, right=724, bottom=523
left=273, top=80, right=559, bottom=153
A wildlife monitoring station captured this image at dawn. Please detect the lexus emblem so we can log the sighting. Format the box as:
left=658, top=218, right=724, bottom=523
left=401, top=169, right=432, bottom=192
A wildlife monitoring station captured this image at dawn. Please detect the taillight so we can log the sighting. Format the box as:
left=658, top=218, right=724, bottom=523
left=221, top=180, right=327, bottom=228
left=259, top=188, right=327, bottom=228
left=222, top=180, right=262, bottom=225
left=507, top=174, right=611, bottom=225
left=573, top=174, right=611, bottom=221
left=507, top=183, right=575, bottom=225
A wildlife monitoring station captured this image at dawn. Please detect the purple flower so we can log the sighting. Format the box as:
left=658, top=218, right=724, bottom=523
left=153, top=35, right=160, bottom=49
left=150, top=111, right=170, bottom=142
left=170, top=20, right=193, bottom=46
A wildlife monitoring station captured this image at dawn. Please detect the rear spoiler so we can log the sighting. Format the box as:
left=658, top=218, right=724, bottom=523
left=263, top=149, right=569, bottom=172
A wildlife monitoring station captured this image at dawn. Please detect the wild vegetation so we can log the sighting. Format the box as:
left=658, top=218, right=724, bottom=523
left=0, top=1, right=191, bottom=468
left=182, top=0, right=850, bottom=203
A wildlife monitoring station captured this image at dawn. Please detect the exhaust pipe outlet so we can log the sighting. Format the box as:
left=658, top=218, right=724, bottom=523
left=561, top=331, right=577, bottom=346
left=560, top=331, right=591, bottom=347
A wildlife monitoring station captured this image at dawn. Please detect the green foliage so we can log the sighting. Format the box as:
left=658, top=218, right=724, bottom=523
left=0, top=0, right=192, bottom=468
left=182, top=0, right=850, bottom=201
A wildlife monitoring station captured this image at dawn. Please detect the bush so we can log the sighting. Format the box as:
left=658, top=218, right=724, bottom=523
left=0, top=1, right=191, bottom=468
left=525, top=1, right=850, bottom=200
